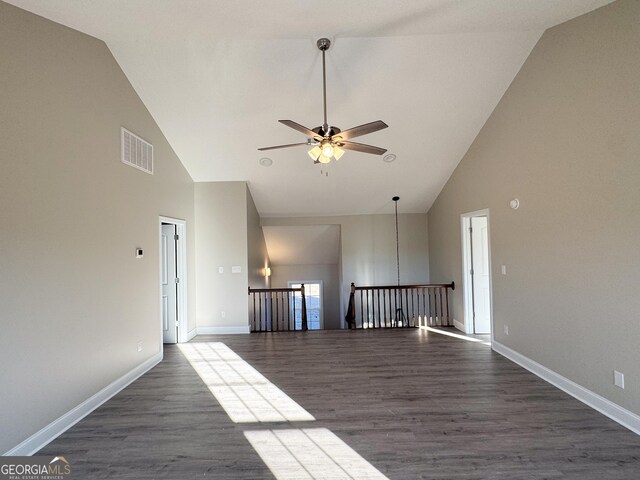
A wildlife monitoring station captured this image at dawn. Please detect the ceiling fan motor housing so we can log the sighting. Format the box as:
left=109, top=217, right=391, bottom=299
left=312, top=125, right=341, bottom=138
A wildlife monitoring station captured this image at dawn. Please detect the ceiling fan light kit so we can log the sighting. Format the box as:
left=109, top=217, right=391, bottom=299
left=259, top=38, right=388, bottom=167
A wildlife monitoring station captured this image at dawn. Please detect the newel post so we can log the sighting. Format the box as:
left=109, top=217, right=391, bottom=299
left=300, top=284, right=308, bottom=331
left=346, top=282, right=356, bottom=329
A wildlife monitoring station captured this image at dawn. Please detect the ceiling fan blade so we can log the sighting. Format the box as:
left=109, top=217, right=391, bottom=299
left=279, top=120, right=322, bottom=139
left=332, top=120, right=388, bottom=141
left=258, top=142, right=312, bottom=151
left=339, top=141, right=387, bottom=155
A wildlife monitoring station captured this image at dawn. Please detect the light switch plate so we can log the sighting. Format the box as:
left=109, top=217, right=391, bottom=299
left=218, top=267, right=224, bottom=274
left=231, top=265, right=241, bottom=274
left=614, top=370, right=625, bottom=389
left=501, top=265, right=507, bottom=275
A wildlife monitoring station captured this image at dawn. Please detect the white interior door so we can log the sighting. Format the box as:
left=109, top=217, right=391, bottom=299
left=161, top=223, right=178, bottom=343
left=471, top=216, right=491, bottom=334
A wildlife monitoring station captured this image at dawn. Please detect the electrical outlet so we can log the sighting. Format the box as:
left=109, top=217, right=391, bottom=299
left=137, top=341, right=143, bottom=352
left=221, top=311, right=226, bottom=318
left=504, top=325, right=509, bottom=335
left=614, top=370, right=625, bottom=389
left=501, top=265, right=507, bottom=275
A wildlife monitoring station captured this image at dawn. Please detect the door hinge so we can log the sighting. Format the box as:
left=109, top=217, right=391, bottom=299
left=469, top=227, right=473, bottom=233
left=175, top=277, right=180, bottom=284
left=174, top=234, right=179, bottom=241
left=470, top=269, right=474, bottom=275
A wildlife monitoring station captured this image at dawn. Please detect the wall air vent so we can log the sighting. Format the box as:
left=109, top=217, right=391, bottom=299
left=121, top=127, right=153, bottom=174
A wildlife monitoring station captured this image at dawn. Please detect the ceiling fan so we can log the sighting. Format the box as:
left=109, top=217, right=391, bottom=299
left=258, top=38, right=388, bottom=164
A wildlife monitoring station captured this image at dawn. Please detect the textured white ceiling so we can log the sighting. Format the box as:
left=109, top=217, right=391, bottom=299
left=7, top=0, right=614, bottom=216
left=263, top=226, right=341, bottom=266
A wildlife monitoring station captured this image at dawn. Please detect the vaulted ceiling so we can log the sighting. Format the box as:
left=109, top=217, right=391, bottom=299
left=7, top=0, right=614, bottom=216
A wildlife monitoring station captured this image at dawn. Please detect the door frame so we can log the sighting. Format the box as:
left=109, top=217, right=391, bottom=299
left=287, top=280, right=324, bottom=330
left=460, top=209, right=494, bottom=342
left=159, top=216, right=189, bottom=345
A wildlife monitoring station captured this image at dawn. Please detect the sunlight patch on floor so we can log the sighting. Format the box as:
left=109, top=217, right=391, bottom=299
left=420, top=326, right=491, bottom=345
left=178, top=342, right=315, bottom=423
left=245, top=428, right=389, bottom=480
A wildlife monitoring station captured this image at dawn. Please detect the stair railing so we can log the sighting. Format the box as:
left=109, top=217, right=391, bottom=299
left=248, top=285, right=307, bottom=332
left=346, top=282, right=455, bottom=329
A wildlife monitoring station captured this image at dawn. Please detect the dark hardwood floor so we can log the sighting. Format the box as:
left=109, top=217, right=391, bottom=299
left=39, top=329, right=640, bottom=479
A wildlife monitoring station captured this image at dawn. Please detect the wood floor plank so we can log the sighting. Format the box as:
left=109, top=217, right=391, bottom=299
left=38, top=329, right=640, bottom=479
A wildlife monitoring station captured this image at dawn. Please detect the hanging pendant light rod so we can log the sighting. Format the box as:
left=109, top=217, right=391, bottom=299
left=393, top=196, right=400, bottom=286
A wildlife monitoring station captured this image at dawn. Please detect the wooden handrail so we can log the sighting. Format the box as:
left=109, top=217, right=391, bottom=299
left=249, top=287, right=303, bottom=293
left=352, top=282, right=455, bottom=291
left=248, top=285, right=308, bottom=332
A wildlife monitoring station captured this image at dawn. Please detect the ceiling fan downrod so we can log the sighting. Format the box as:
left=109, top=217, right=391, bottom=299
left=317, top=38, right=331, bottom=133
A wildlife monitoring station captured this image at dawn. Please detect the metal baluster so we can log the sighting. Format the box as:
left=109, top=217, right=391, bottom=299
left=410, top=288, right=415, bottom=327
left=394, top=288, right=398, bottom=328
left=359, top=290, right=364, bottom=329
left=258, top=292, right=262, bottom=331
left=403, top=288, right=408, bottom=327
left=374, top=289, right=379, bottom=328
left=293, top=291, right=297, bottom=330
left=423, top=287, right=427, bottom=327
left=433, top=288, right=438, bottom=326
left=279, top=291, right=283, bottom=331
left=252, top=290, right=256, bottom=332
left=366, top=289, right=370, bottom=329
left=371, top=289, right=375, bottom=329
left=273, top=291, right=277, bottom=331
left=382, top=289, right=387, bottom=327
left=434, top=288, right=438, bottom=326
left=432, top=288, right=437, bottom=326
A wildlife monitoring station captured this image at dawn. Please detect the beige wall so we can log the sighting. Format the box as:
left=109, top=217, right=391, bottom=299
left=271, top=264, right=341, bottom=329
left=194, top=182, right=249, bottom=331
left=246, top=186, right=270, bottom=290
left=0, top=2, right=196, bottom=454
left=428, top=0, right=640, bottom=415
left=262, top=214, right=430, bottom=322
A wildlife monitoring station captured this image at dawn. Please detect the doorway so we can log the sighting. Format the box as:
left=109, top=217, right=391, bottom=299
left=288, top=281, right=323, bottom=330
left=461, top=210, right=493, bottom=336
left=159, top=216, right=188, bottom=344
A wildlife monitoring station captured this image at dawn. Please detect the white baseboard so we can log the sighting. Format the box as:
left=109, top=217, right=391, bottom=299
left=4, top=352, right=163, bottom=456
left=196, top=326, right=250, bottom=335
left=186, top=328, right=197, bottom=342
left=492, top=341, right=640, bottom=436
left=453, top=319, right=466, bottom=333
